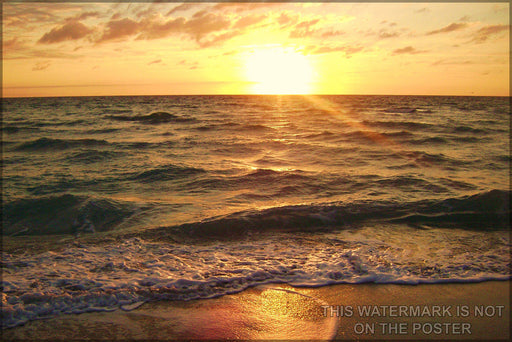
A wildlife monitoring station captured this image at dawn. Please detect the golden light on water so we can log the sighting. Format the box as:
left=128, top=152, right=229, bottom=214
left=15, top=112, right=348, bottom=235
left=245, top=47, right=314, bottom=95
left=302, top=95, right=433, bottom=168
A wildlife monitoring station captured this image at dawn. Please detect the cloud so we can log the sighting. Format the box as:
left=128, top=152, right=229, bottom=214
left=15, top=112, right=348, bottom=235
left=67, top=11, right=100, bottom=22
left=184, top=12, right=232, bottom=41
left=289, top=18, right=321, bottom=38
left=276, top=12, right=298, bottom=28
left=222, top=50, right=238, bottom=56
left=392, top=46, right=427, bottom=55
left=321, top=30, right=344, bottom=38
left=98, top=18, right=141, bottom=42
left=197, top=30, right=240, bottom=48
left=148, top=59, right=162, bottom=65
left=470, top=24, right=510, bottom=43
left=295, top=18, right=320, bottom=29
left=136, top=6, right=158, bottom=19
left=135, top=16, right=186, bottom=40
left=3, top=37, right=26, bottom=51
left=233, top=14, right=267, bottom=30
left=415, top=7, right=429, bottom=13
left=167, top=3, right=199, bottom=16
left=212, top=3, right=281, bottom=13
left=176, top=59, right=199, bottom=69
left=4, top=43, right=83, bottom=60
left=32, top=61, right=51, bottom=71
left=431, top=59, right=474, bottom=66
left=364, top=27, right=401, bottom=40
left=3, top=3, right=74, bottom=28
left=38, top=20, right=94, bottom=44
left=378, top=30, right=400, bottom=39
left=426, top=23, right=468, bottom=35
left=305, top=45, right=363, bottom=57
left=96, top=10, right=239, bottom=47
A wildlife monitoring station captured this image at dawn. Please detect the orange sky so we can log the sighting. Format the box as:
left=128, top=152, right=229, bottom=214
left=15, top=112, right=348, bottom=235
left=2, top=2, right=510, bottom=97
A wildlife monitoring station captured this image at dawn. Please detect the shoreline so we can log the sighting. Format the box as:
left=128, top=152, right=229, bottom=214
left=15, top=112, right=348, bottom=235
left=3, top=280, right=510, bottom=340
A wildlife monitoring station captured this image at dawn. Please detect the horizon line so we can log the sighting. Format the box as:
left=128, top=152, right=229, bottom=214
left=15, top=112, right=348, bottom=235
left=2, top=93, right=510, bottom=99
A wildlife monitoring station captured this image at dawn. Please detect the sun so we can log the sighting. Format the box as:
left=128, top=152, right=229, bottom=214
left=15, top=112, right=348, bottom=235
left=244, top=47, right=314, bottom=95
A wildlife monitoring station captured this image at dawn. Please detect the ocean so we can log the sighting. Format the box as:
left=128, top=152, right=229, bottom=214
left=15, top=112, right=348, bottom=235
left=2, top=95, right=510, bottom=329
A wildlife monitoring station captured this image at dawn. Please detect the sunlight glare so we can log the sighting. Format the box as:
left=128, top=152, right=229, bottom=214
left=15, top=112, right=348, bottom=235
left=245, top=47, right=314, bottom=95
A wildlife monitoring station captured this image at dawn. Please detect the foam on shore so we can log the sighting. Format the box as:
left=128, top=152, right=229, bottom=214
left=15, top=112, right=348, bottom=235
left=3, top=281, right=509, bottom=340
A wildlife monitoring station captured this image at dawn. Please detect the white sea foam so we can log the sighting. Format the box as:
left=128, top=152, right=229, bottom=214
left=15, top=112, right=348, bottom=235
left=2, top=225, right=509, bottom=329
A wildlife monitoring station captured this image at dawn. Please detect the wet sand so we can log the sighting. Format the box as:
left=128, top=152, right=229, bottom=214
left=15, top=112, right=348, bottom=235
left=3, top=281, right=509, bottom=340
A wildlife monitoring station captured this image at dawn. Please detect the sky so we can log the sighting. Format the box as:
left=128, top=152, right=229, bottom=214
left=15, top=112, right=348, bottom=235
left=2, top=2, right=510, bottom=97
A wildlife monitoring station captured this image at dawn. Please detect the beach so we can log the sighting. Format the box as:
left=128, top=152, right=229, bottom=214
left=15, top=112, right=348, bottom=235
left=4, top=281, right=509, bottom=340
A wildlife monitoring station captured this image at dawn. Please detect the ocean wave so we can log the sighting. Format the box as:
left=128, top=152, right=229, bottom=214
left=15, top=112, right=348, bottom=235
left=15, top=137, right=109, bottom=151
left=3, top=194, right=144, bottom=236
left=303, top=131, right=337, bottom=140
left=181, top=168, right=315, bottom=193
left=65, top=150, right=126, bottom=163
left=85, top=128, right=121, bottom=134
left=128, top=164, right=206, bottom=183
left=238, top=124, right=275, bottom=132
left=382, top=107, right=417, bottom=114
left=404, top=151, right=470, bottom=167
left=449, top=136, right=481, bottom=143
left=451, top=125, right=488, bottom=134
left=108, top=111, right=196, bottom=124
left=100, top=108, right=134, bottom=115
left=407, top=136, right=449, bottom=145
left=154, top=189, right=510, bottom=239
left=1, top=125, right=40, bottom=134
left=32, top=119, right=87, bottom=127
left=380, top=130, right=415, bottom=138
left=362, top=120, right=437, bottom=131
